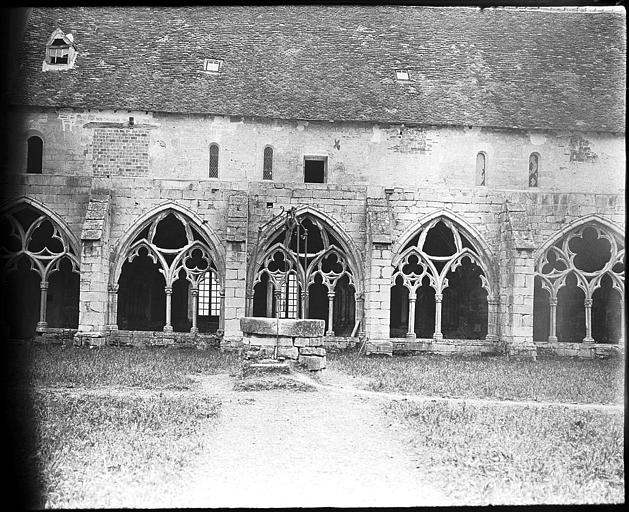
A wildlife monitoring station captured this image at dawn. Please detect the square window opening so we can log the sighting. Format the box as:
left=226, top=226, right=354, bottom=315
left=304, top=158, right=326, bottom=183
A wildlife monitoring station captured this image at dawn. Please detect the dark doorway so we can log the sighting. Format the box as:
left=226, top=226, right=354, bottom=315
left=47, top=257, right=79, bottom=328
left=556, top=273, right=585, bottom=342
left=117, top=249, right=166, bottom=331
left=592, top=274, right=623, bottom=343
left=2, top=256, right=41, bottom=339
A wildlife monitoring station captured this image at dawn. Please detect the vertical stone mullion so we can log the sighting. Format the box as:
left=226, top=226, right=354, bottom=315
left=36, top=280, right=49, bottom=332
left=548, top=297, right=558, bottom=342
left=583, top=298, right=594, bottom=342
left=163, top=286, right=173, bottom=333
left=107, top=283, right=119, bottom=330
left=326, top=291, right=335, bottom=336
left=190, top=288, right=199, bottom=334
left=406, top=294, right=416, bottom=338
left=433, top=292, right=443, bottom=340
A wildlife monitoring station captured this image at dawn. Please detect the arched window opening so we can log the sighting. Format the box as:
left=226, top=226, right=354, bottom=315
left=116, top=210, right=222, bottom=334
left=391, top=218, right=494, bottom=341
left=263, top=146, right=273, bottom=180
left=0, top=203, right=80, bottom=338
left=534, top=223, right=624, bottom=344
left=209, top=144, right=219, bottom=178
left=529, top=153, right=539, bottom=188
left=27, top=136, right=43, bottom=174
left=476, top=152, right=486, bottom=186
left=251, top=210, right=358, bottom=337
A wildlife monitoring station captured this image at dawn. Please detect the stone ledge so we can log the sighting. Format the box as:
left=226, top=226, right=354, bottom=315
left=240, top=317, right=325, bottom=337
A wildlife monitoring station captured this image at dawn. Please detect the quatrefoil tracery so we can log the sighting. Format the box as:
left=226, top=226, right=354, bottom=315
left=392, top=220, right=492, bottom=297
left=0, top=209, right=80, bottom=281
left=536, top=225, right=624, bottom=300
left=124, top=213, right=219, bottom=290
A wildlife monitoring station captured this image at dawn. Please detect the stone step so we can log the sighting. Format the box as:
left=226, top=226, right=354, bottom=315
left=242, top=360, right=291, bottom=377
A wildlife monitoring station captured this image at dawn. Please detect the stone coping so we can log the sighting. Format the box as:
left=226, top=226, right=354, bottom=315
left=240, top=317, right=325, bottom=337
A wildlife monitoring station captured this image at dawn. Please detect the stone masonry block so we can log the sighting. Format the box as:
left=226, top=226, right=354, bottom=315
left=277, top=346, right=299, bottom=360
left=298, top=354, right=327, bottom=371
left=298, top=346, right=326, bottom=356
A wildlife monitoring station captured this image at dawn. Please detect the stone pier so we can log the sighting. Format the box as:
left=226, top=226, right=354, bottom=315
left=240, top=317, right=327, bottom=371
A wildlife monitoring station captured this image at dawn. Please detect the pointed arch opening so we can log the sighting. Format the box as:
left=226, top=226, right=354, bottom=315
left=390, top=216, right=496, bottom=341
left=249, top=207, right=364, bottom=337
left=0, top=201, right=80, bottom=338
left=534, top=220, right=624, bottom=344
left=113, top=208, right=224, bottom=334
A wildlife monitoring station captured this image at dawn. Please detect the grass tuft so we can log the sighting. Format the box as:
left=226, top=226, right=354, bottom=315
left=328, top=352, right=624, bottom=404
left=387, top=400, right=624, bottom=505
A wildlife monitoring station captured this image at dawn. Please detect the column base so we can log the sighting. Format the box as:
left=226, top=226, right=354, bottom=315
left=405, top=332, right=417, bottom=339
left=433, top=333, right=443, bottom=341
left=582, top=336, right=595, bottom=343
left=36, top=321, right=48, bottom=332
left=163, top=325, right=173, bottom=333
left=190, top=327, right=199, bottom=334
left=548, top=335, right=558, bottom=343
left=325, top=330, right=335, bottom=337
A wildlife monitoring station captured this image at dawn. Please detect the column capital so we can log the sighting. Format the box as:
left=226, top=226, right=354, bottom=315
left=164, top=286, right=173, bottom=294
left=549, top=298, right=558, bottom=306
left=434, top=293, right=443, bottom=302
left=191, top=288, right=199, bottom=297
left=40, top=281, right=49, bottom=290
left=584, top=298, right=593, bottom=307
left=108, top=283, right=119, bottom=293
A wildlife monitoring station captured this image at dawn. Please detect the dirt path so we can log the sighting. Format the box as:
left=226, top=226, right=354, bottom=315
left=178, top=372, right=451, bottom=508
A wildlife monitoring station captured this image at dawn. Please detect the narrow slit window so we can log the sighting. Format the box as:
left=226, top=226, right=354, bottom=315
left=27, top=136, right=43, bottom=174
left=209, top=144, right=219, bottom=178
left=529, top=153, right=539, bottom=188
left=476, top=152, right=486, bottom=186
left=263, top=146, right=273, bottom=180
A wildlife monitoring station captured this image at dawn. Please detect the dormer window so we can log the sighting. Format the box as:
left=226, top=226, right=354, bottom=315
left=43, top=29, right=76, bottom=71
left=395, top=69, right=410, bottom=81
left=203, top=58, right=223, bottom=74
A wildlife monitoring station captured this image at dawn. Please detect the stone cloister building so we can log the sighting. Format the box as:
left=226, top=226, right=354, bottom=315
left=0, top=6, right=625, bottom=359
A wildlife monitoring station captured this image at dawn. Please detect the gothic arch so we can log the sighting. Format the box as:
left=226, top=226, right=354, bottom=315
left=110, top=202, right=225, bottom=334
left=534, top=215, right=624, bottom=343
left=392, top=208, right=497, bottom=292
left=111, top=202, right=225, bottom=286
left=248, top=206, right=364, bottom=336
left=390, top=210, right=498, bottom=340
left=0, top=197, right=80, bottom=335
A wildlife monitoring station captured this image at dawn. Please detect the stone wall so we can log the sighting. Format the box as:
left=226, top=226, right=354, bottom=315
left=1, top=107, right=625, bottom=357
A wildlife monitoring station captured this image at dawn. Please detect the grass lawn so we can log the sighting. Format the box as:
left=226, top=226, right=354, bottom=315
left=2, top=344, right=240, bottom=509
left=387, top=400, right=624, bottom=505
left=328, top=352, right=625, bottom=404
left=329, top=351, right=625, bottom=505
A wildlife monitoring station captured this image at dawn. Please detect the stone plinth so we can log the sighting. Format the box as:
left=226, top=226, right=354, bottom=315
left=240, top=317, right=327, bottom=371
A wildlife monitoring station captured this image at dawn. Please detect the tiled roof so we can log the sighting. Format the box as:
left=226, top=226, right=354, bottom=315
left=9, top=6, right=626, bottom=132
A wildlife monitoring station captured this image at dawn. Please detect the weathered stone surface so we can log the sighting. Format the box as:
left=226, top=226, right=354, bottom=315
left=365, top=340, right=393, bottom=356
left=240, top=317, right=279, bottom=336
left=277, top=346, right=299, bottom=360
left=242, top=361, right=291, bottom=376
left=298, top=354, right=326, bottom=371
left=298, top=346, right=326, bottom=356
left=240, top=317, right=325, bottom=337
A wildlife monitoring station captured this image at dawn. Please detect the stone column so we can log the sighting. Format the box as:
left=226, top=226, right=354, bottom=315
left=583, top=298, right=594, bottom=342
left=485, top=295, right=499, bottom=341
left=326, top=291, right=335, bottom=336
left=107, top=283, right=119, bottom=330
left=548, top=297, right=558, bottom=342
left=163, top=286, right=173, bottom=333
left=190, top=288, right=199, bottom=334
left=219, top=289, right=226, bottom=332
left=266, top=283, right=274, bottom=317
left=433, top=292, right=443, bottom=340
left=274, top=289, right=282, bottom=319
left=355, top=292, right=365, bottom=337
left=406, top=296, right=416, bottom=339
left=36, top=280, right=49, bottom=332
left=301, top=289, right=309, bottom=319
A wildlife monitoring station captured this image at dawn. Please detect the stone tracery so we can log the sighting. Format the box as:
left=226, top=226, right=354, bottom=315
left=0, top=202, right=80, bottom=334
left=116, top=210, right=222, bottom=333
left=534, top=223, right=625, bottom=343
left=390, top=217, right=495, bottom=340
left=251, top=212, right=359, bottom=336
